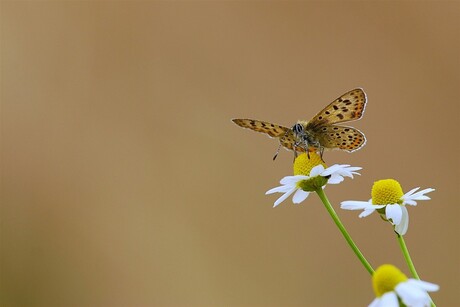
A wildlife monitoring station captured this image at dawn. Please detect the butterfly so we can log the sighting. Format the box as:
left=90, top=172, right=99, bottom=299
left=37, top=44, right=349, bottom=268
left=232, top=88, right=367, bottom=160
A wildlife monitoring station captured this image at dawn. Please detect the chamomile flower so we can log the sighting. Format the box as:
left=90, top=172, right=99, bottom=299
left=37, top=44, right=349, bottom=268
left=266, top=152, right=361, bottom=207
left=340, top=179, right=434, bottom=235
left=369, top=264, right=439, bottom=307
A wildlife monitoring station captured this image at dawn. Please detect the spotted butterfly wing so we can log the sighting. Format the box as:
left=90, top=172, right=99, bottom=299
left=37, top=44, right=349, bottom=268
left=306, top=88, right=366, bottom=130
left=231, top=119, right=306, bottom=153
left=315, top=125, right=366, bottom=152
left=304, top=88, right=367, bottom=152
left=232, top=119, right=289, bottom=137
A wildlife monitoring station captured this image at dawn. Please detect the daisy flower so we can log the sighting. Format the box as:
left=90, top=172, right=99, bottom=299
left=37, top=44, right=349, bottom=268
left=266, top=152, right=361, bottom=207
left=369, top=264, right=439, bottom=307
left=340, top=179, right=434, bottom=235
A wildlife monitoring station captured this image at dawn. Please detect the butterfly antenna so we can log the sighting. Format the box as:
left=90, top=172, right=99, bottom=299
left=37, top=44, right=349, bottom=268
left=273, top=130, right=293, bottom=161
left=273, top=143, right=282, bottom=161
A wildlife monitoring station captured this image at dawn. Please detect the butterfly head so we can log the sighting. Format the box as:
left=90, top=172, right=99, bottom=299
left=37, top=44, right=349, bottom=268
left=292, top=123, right=304, bottom=137
left=291, top=122, right=321, bottom=152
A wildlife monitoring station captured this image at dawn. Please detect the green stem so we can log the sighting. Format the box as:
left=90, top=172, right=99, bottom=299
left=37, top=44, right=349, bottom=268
left=396, top=234, right=420, bottom=279
left=315, top=188, right=374, bottom=275
left=396, top=234, right=436, bottom=307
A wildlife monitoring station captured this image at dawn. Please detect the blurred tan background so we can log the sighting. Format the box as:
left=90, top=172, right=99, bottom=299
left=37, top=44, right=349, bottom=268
left=1, top=2, right=459, bottom=306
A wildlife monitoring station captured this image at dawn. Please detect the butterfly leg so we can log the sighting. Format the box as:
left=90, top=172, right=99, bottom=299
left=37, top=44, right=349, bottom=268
left=293, top=141, right=305, bottom=159
left=319, top=146, right=325, bottom=162
left=303, top=140, right=311, bottom=159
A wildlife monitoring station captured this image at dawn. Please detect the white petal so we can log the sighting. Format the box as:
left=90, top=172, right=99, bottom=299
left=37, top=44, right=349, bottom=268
left=395, top=206, right=409, bottom=235
left=340, top=200, right=375, bottom=210
left=338, top=171, right=354, bottom=179
left=404, top=187, right=420, bottom=198
left=273, top=187, right=297, bottom=207
left=322, top=165, right=362, bottom=182
left=336, top=167, right=361, bottom=178
left=412, top=195, right=431, bottom=201
left=310, top=164, right=325, bottom=177
left=379, top=291, right=399, bottom=307
left=344, top=166, right=362, bottom=172
left=404, top=199, right=417, bottom=206
left=280, top=175, right=308, bottom=185
left=403, top=187, right=435, bottom=205
left=292, top=189, right=309, bottom=204
left=396, top=281, right=432, bottom=307
left=266, top=185, right=293, bottom=195
left=330, top=165, right=362, bottom=177
left=385, top=204, right=403, bottom=225
left=359, top=208, right=377, bottom=218
left=368, top=297, right=380, bottom=307
left=321, top=164, right=341, bottom=176
left=414, top=187, right=435, bottom=196
left=327, top=174, right=344, bottom=184
left=406, top=279, right=439, bottom=292
left=278, top=177, right=292, bottom=185
left=409, top=188, right=435, bottom=199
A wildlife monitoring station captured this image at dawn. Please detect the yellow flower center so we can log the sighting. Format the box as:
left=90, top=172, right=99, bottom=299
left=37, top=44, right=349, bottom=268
left=372, top=264, right=408, bottom=297
left=293, top=152, right=328, bottom=192
left=293, top=152, right=327, bottom=176
left=371, top=179, right=404, bottom=205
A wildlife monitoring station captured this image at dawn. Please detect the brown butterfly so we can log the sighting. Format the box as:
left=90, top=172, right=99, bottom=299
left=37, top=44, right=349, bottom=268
left=232, top=88, right=367, bottom=160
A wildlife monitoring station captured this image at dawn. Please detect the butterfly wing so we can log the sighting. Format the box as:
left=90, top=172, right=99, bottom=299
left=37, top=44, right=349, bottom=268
left=306, top=88, right=367, bottom=131
left=232, top=119, right=304, bottom=153
left=232, top=119, right=289, bottom=138
left=314, top=125, right=366, bottom=152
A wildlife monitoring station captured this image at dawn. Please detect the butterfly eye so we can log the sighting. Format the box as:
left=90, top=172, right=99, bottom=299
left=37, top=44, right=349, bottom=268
left=292, top=124, right=303, bottom=134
